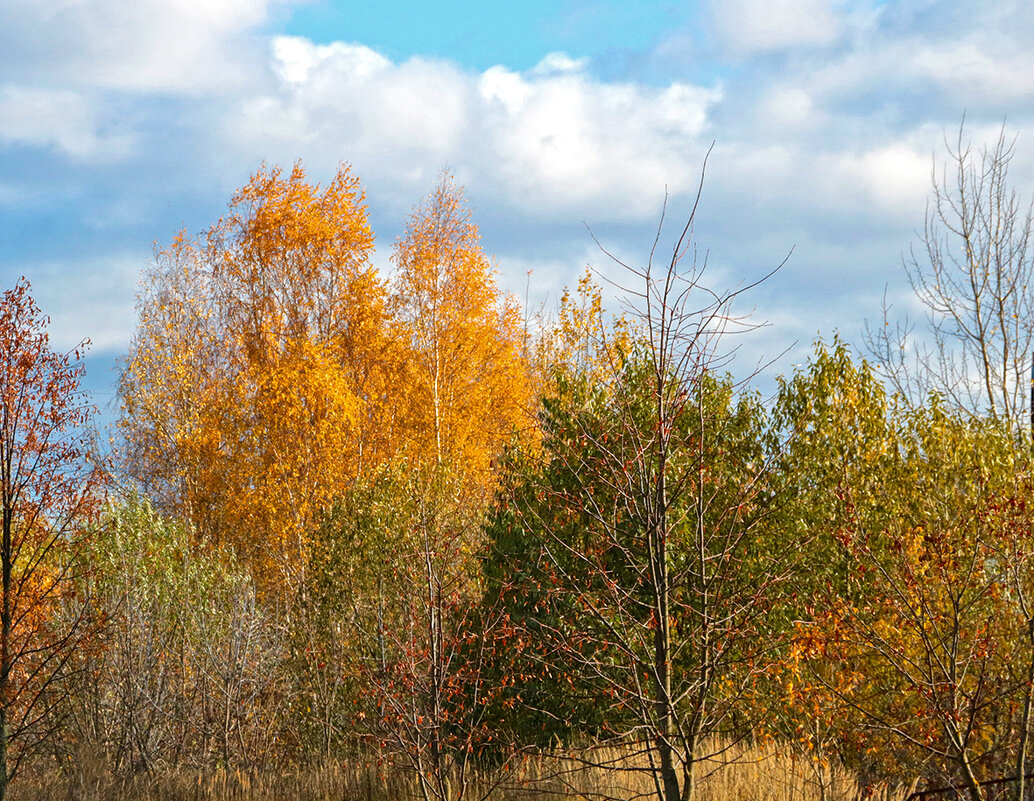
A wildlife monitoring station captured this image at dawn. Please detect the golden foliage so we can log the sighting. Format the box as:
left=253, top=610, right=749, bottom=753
left=121, top=166, right=536, bottom=590
left=390, top=174, right=534, bottom=493
left=543, top=266, right=633, bottom=383
left=120, top=163, right=389, bottom=588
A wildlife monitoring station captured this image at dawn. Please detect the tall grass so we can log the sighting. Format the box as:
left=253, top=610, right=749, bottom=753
left=510, top=742, right=904, bottom=801
left=19, top=741, right=903, bottom=801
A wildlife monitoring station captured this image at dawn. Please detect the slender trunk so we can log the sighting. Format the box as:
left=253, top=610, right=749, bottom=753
left=423, top=512, right=448, bottom=801
left=654, top=611, right=680, bottom=801
left=944, top=622, right=984, bottom=801
left=653, top=353, right=680, bottom=801
left=1016, top=619, right=1034, bottom=801
left=0, top=446, right=12, bottom=801
left=958, top=746, right=986, bottom=801
left=653, top=517, right=679, bottom=801
left=431, top=278, right=443, bottom=467
left=681, top=379, right=711, bottom=801
left=680, top=737, right=696, bottom=801
left=1023, top=368, right=1034, bottom=801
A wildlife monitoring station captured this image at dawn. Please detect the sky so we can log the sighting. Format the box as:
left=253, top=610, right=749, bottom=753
left=3, top=0, right=1034, bottom=420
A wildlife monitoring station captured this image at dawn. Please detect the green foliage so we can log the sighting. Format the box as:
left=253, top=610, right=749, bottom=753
left=290, top=468, right=421, bottom=757
left=484, top=348, right=779, bottom=750
left=770, top=339, right=1034, bottom=791
left=68, top=495, right=282, bottom=772
left=69, top=336, right=1034, bottom=798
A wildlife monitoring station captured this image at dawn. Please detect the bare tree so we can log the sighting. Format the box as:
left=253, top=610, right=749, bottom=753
left=866, top=120, right=1034, bottom=432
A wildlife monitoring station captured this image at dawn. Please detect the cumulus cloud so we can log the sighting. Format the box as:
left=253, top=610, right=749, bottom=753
left=228, top=40, right=720, bottom=222
left=7, top=0, right=1034, bottom=385
left=482, top=66, right=718, bottom=218
left=814, top=143, right=931, bottom=218
left=732, top=0, right=1034, bottom=121
left=231, top=40, right=474, bottom=198
left=690, top=0, right=1034, bottom=257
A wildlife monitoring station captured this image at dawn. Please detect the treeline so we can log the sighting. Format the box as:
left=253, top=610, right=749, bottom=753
left=4, top=144, right=1034, bottom=801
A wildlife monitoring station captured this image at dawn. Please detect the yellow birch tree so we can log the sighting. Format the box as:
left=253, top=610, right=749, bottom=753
left=120, top=163, right=392, bottom=590
left=390, top=174, right=534, bottom=493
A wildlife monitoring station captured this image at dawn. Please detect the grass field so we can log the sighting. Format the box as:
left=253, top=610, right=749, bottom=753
left=18, top=741, right=906, bottom=801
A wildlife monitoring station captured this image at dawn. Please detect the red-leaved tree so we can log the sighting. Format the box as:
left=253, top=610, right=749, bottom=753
left=0, top=278, right=102, bottom=799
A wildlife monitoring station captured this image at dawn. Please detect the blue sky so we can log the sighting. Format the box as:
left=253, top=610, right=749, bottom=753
left=2, top=0, right=1034, bottom=420
left=283, top=1, right=691, bottom=74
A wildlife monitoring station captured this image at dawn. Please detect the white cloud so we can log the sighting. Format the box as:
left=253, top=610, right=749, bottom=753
left=484, top=74, right=717, bottom=218
left=0, top=0, right=301, bottom=92
left=9, top=0, right=1034, bottom=387
left=530, top=52, right=590, bottom=77
left=0, top=86, right=135, bottom=161
left=272, top=37, right=390, bottom=85
left=229, top=39, right=721, bottom=222
left=756, top=86, right=824, bottom=131
left=709, top=0, right=843, bottom=56
left=480, top=67, right=533, bottom=115
left=834, top=143, right=931, bottom=215
left=236, top=39, right=474, bottom=190
left=753, top=2, right=1034, bottom=119
left=797, top=37, right=1034, bottom=114
left=911, top=43, right=1034, bottom=103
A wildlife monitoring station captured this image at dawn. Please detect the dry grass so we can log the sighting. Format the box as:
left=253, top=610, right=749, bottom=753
left=16, top=741, right=903, bottom=801
left=509, top=742, right=903, bottom=801
left=17, top=759, right=408, bottom=801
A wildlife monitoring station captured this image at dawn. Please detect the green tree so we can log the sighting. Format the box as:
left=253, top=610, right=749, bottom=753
left=486, top=201, right=786, bottom=800
left=777, top=341, right=1031, bottom=798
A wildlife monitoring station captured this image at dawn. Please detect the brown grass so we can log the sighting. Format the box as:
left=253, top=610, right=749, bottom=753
left=508, top=742, right=904, bottom=801
left=16, top=742, right=904, bottom=801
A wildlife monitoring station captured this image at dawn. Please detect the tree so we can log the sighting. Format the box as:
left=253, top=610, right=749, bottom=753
left=362, top=468, right=512, bottom=801
left=825, top=411, right=1020, bottom=800
left=353, top=176, right=535, bottom=800
left=768, top=340, right=897, bottom=788
left=294, top=472, right=412, bottom=761
left=390, top=173, right=534, bottom=492
left=118, top=234, right=227, bottom=543
left=479, top=273, right=636, bottom=753
left=990, top=478, right=1034, bottom=801
left=119, top=163, right=393, bottom=589
left=0, top=278, right=101, bottom=799
left=866, top=121, right=1034, bottom=432
left=487, top=185, right=788, bottom=801
left=778, top=343, right=1033, bottom=798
